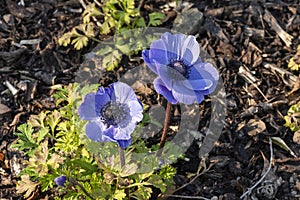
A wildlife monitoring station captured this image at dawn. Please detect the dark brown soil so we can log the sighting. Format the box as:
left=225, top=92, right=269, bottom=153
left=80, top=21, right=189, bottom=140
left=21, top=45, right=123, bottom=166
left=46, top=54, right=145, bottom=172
left=1, top=0, right=300, bottom=199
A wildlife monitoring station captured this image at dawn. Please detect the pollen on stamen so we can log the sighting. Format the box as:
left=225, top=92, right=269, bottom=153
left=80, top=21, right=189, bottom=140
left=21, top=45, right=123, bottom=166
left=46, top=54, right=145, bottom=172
left=100, top=102, right=131, bottom=127
left=173, top=61, right=186, bottom=74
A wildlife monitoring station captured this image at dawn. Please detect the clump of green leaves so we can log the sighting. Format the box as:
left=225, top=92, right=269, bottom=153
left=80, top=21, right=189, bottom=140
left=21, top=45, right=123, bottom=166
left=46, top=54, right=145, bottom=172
left=288, top=45, right=300, bottom=71
left=59, top=1, right=164, bottom=50
left=58, top=0, right=164, bottom=71
left=12, top=83, right=177, bottom=199
left=284, top=100, right=300, bottom=132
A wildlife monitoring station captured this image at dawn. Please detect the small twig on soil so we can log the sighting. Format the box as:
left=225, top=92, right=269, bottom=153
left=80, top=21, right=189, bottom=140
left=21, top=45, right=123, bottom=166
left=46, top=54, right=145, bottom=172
left=137, top=0, right=145, bottom=10
left=93, top=0, right=101, bottom=7
left=263, top=62, right=298, bottom=87
left=78, top=0, right=86, bottom=9
left=9, top=112, right=26, bottom=126
left=263, top=8, right=293, bottom=47
left=240, top=137, right=273, bottom=199
left=238, top=65, right=268, bottom=101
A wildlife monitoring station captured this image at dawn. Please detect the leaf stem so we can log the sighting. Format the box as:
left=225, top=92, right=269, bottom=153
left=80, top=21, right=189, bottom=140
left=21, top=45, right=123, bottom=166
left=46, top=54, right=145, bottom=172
left=69, top=178, right=95, bottom=200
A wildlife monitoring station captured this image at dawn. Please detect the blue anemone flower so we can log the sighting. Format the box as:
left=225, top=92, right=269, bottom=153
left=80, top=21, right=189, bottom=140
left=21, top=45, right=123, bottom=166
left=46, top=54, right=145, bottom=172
left=78, top=82, right=143, bottom=148
left=54, top=175, right=67, bottom=186
left=142, top=32, right=219, bottom=105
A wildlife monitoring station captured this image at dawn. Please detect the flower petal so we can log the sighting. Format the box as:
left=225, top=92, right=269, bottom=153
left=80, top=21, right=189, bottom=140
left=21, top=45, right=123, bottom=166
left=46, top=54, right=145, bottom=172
left=201, top=62, right=219, bottom=81
left=192, top=62, right=219, bottom=93
left=78, top=93, right=98, bottom=120
left=128, top=100, right=143, bottom=122
left=142, top=50, right=158, bottom=74
left=156, top=62, right=187, bottom=91
left=172, top=89, right=196, bottom=105
left=192, top=62, right=219, bottom=81
left=195, top=91, right=204, bottom=103
left=154, top=77, right=178, bottom=104
left=114, top=122, right=135, bottom=140
left=95, top=87, right=112, bottom=115
left=112, top=82, right=137, bottom=103
left=161, top=32, right=186, bottom=60
left=173, top=80, right=195, bottom=96
left=181, top=79, right=213, bottom=90
left=181, top=35, right=200, bottom=65
left=172, top=81, right=206, bottom=104
left=85, top=121, right=109, bottom=142
left=117, top=139, right=132, bottom=149
left=54, top=175, right=67, bottom=186
left=149, top=39, right=169, bottom=65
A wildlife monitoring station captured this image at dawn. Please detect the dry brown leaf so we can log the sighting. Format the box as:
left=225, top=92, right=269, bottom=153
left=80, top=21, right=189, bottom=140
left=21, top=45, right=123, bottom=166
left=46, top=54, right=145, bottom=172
left=292, top=130, right=300, bottom=144
left=278, top=164, right=300, bottom=173
left=0, top=103, right=11, bottom=115
left=271, top=137, right=297, bottom=158
left=263, top=8, right=293, bottom=47
left=131, top=81, right=153, bottom=95
left=246, top=119, right=266, bottom=136
left=296, top=180, right=300, bottom=191
left=16, top=175, right=39, bottom=199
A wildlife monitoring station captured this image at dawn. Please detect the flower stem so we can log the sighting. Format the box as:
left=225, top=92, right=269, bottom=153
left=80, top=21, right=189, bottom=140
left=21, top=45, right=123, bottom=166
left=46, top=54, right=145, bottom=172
left=158, top=101, right=172, bottom=155
left=118, top=146, right=125, bottom=167
left=118, top=146, right=130, bottom=200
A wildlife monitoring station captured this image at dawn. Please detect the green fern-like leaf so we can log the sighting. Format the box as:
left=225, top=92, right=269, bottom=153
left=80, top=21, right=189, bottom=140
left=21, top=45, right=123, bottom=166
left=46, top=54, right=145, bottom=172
left=11, top=124, right=38, bottom=155
left=113, top=189, right=126, bottom=200
left=102, top=50, right=122, bottom=71
left=72, top=35, right=89, bottom=50
left=28, top=111, right=48, bottom=128
left=100, top=20, right=111, bottom=34
left=58, top=32, right=72, bottom=47
left=288, top=45, right=300, bottom=71
left=133, top=17, right=146, bottom=28
left=284, top=101, right=300, bottom=132
left=46, top=110, right=61, bottom=134
left=132, top=186, right=152, bottom=200
left=158, top=165, right=176, bottom=188
left=148, top=12, right=165, bottom=26
left=55, top=121, right=81, bottom=153
left=148, top=174, right=166, bottom=192
left=83, top=3, right=101, bottom=24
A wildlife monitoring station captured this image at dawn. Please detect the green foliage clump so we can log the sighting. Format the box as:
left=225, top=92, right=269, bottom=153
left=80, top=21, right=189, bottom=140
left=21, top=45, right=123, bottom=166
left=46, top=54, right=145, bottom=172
left=59, top=1, right=164, bottom=50
left=12, top=83, right=177, bottom=199
left=284, top=101, right=300, bottom=132
left=58, top=0, right=165, bottom=71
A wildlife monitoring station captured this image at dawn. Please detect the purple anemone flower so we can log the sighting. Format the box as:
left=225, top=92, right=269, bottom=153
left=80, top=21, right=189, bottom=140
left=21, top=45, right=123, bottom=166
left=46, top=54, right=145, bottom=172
left=142, top=32, right=219, bottom=105
left=54, top=175, right=67, bottom=186
left=78, top=82, right=143, bottom=149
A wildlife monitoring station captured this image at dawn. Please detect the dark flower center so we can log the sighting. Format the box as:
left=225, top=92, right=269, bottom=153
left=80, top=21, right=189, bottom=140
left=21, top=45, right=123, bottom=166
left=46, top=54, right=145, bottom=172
left=168, top=59, right=191, bottom=79
left=100, top=102, right=131, bottom=127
